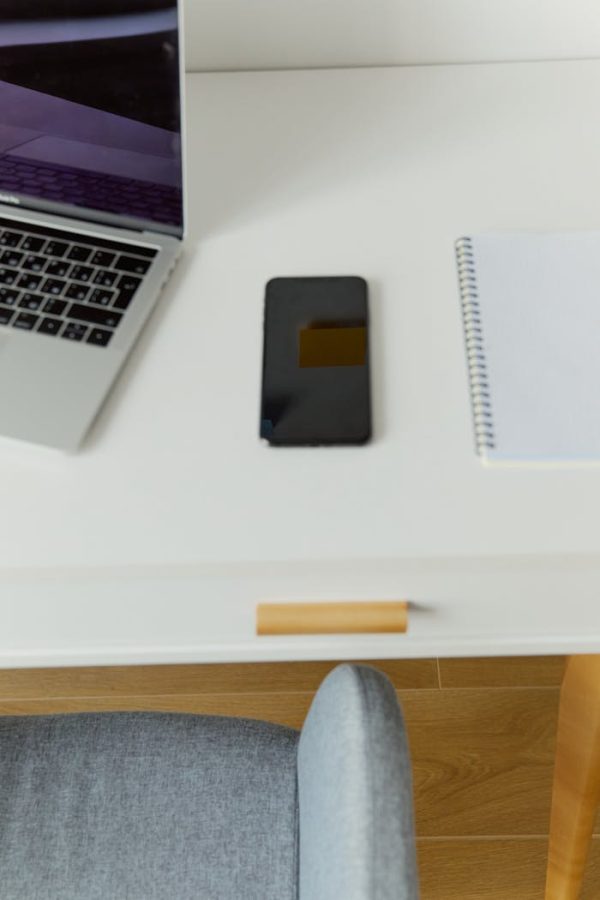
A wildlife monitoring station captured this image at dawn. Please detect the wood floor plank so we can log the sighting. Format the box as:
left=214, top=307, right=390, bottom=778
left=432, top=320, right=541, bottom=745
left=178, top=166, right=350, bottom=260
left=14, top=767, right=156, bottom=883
left=418, top=838, right=547, bottom=900
left=418, top=838, right=600, bottom=900
left=0, top=658, right=438, bottom=699
left=439, top=656, right=565, bottom=689
left=400, top=687, right=560, bottom=837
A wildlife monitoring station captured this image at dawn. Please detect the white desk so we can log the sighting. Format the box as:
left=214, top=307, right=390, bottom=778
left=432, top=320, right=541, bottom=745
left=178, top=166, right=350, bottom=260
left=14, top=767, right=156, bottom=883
left=3, top=59, right=600, bottom=667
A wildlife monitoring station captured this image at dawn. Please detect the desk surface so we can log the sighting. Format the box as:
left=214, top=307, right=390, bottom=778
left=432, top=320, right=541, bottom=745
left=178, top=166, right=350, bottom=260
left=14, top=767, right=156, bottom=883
left=3, top=60, right=600, bottom=666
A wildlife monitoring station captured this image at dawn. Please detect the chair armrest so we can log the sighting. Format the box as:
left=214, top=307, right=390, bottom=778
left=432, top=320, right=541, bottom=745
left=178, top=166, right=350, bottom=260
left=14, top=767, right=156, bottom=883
left=297, top=664, right=419, bottom=900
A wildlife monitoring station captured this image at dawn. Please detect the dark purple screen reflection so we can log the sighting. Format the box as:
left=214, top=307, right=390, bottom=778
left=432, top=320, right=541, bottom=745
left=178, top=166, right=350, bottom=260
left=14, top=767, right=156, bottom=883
left=0, top=1, right=183, bottom=232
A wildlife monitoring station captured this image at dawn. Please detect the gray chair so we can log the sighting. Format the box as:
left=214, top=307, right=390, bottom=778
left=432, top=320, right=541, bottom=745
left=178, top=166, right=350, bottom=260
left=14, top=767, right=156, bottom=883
left=0, top=664, right=419, bottom=899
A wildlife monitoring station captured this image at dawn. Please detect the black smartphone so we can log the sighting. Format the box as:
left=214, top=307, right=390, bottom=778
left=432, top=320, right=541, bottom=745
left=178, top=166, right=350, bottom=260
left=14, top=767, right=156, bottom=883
left=260, top=276, right=371, bottom=445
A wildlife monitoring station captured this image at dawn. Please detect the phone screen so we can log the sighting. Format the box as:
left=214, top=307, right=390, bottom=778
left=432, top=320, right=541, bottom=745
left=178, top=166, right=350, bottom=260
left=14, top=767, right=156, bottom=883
left=260, top=276, right=371, bottom=445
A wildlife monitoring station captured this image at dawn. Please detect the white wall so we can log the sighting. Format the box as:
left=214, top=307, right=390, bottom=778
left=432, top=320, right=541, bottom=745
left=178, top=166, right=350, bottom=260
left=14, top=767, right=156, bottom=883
left=184, top=0, right=600, bottom=71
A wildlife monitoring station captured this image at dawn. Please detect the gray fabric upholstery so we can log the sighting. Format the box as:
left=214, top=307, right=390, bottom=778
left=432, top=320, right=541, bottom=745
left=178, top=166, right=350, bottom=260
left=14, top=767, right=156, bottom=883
left=0, top=712, right=299, bottom=900
left=0, top=665, right=418, bottom=900
left=298, top=664, right=419, bottom=900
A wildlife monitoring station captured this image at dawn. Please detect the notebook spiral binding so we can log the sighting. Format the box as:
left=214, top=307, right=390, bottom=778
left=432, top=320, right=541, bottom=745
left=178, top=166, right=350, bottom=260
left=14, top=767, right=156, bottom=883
left=455, top=237, right=495, bottom=453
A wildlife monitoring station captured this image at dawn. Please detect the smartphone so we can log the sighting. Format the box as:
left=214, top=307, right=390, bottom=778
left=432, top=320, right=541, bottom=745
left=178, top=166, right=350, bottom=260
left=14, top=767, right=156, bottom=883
left=260, top=276, right=371, bottom=445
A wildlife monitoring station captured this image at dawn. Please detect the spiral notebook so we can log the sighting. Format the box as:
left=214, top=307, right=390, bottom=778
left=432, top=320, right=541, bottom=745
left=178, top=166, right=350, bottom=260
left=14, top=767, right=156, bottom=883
left=456, top=232, right=600, bottom=464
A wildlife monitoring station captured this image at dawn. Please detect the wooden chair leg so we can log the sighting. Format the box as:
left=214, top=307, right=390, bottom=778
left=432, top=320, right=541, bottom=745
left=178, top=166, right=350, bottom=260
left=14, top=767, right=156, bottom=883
left=546, top=655, right=600, bottom=900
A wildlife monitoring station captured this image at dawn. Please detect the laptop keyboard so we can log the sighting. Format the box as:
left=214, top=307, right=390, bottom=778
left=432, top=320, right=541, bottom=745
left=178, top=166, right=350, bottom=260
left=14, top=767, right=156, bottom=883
left=0, top=217, right=158, bottom=348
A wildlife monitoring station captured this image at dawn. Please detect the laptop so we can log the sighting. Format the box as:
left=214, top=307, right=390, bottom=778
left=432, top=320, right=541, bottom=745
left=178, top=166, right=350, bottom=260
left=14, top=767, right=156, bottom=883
left=0, top=0, right=185, bottom=450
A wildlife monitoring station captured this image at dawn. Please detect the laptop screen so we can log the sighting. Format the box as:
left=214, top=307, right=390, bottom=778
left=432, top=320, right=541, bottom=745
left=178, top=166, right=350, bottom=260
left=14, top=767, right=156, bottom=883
left=0, top=1, right=183, bottom=236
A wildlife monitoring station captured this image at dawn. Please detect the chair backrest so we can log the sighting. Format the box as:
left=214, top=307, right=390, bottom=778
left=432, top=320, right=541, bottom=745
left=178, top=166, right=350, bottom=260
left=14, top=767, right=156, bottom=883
left=297, top=664, right=419, bottom=900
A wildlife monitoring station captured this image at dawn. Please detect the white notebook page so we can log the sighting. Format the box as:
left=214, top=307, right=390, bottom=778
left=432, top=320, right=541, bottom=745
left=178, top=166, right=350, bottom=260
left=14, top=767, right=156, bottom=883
left=462, top=232, right=600, bottom=462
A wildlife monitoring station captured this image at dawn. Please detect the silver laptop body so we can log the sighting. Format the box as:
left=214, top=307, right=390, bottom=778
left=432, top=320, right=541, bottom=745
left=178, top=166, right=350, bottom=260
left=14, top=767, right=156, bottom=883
left=0, top=1, right=186, bottom=450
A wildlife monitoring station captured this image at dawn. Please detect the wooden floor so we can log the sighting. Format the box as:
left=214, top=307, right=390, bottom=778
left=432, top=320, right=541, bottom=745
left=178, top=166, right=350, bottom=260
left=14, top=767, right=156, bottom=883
left=2, top=655, right=599, bottom=898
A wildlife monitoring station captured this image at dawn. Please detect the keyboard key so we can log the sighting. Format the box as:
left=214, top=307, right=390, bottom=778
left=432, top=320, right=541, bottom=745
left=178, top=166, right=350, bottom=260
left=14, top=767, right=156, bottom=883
left=0, top=287, right=19, bottom=306
left=67, top=245, right=92, bottom=262
left=93, top=268, right=118, bottom=287
left=19, top=293, right=44, bottom=311
left=40, top=278, right=66, bottom=296
left=116, top=274, right=142, bottom=293
left=67, top=302, right=122, bottom=329
left=13, top=312, right=39, bottom=330
left=113, top=288, right=136, bottom=311
left=45, top=259, right=71, bottom=278
left=0, top=230, right=23, bottom=247
left=89, top=250, right=116, bottom=267
left=89, top=288, right=115, bottom=307
left=114, top=254, right=151, bottom=275
left=87, top=327, right=113, bottom=347
left=70, top=264, right=93, bottom=282
left=20, top=236, right=45, bottom=253
left=44, top=240, right=68, bottom=257
left=0, top=268, right=17, bottom=285
left=43, top=297, right=67, bottom=316
left=62, top=322, right=87, bottom=342
left=65, top=283, right=90, bottom=302
left=37, top=316, right=63, bottom=336
left=22, top=254, right=46, bottom=272
left=113, top=274, right=142, bottom=310
left=0, top=306, right=14, bottom=325
left=17, top=273, right=42, bottom=290
left=0, top=250, right=23, bottom=267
